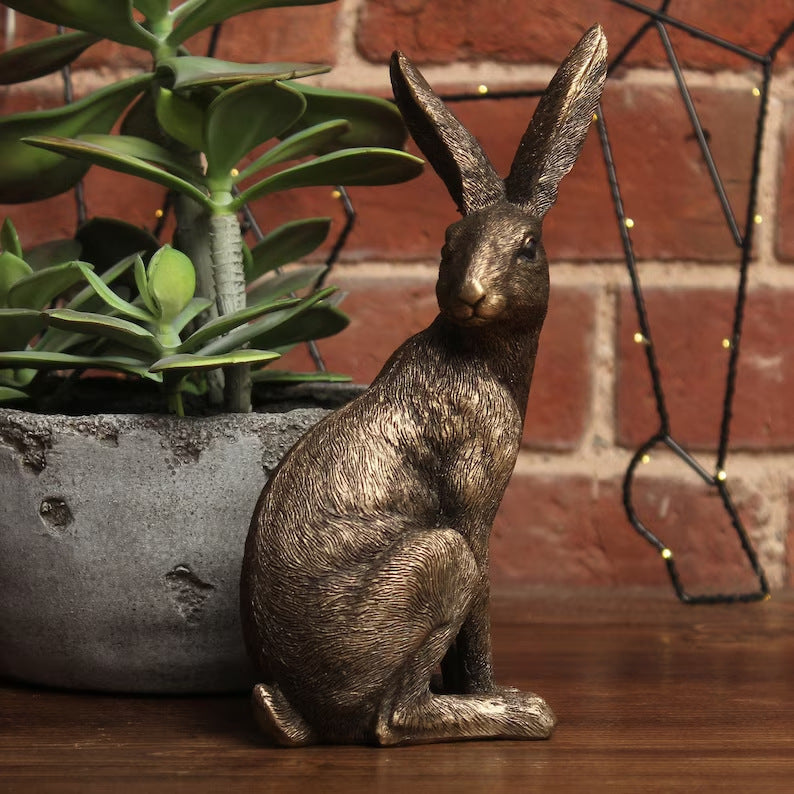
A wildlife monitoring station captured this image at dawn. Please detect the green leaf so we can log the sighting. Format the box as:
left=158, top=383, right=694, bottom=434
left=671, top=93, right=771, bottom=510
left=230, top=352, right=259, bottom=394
left=134, top=255, right=157, bottom=315
left=44, top=308, right=161, bottom=356
left=65, top=252, right=137, bottom=311
left=0, top=251, right=33, bottom=305
left=247, top=217, right=331, bottom=281
left=251, top=369, right=351, bottom=383
left=167, top=0, right=336, bottom=46
left=284, top=82, right=409, bottom=151
left=155, top=56, right=328, bottom=90
left=205, top=81, right=306, bottom=181
left=198, top=286, right=335, bottom=355
left=0, top=74, right=150, bottom=203
left=247, top=265, right=326, bottom=306
left=23, top=134, right=212, bottom=210
left=23, top=239, right=82, bottom=271
left=237, top=120, right=350, bottom=181
left=232, top=148, right=424, bottom=209
left=0, top=386, right=29, bottom=403
left=7, top=261, right=88, bottom=311
left=150, top=348, right=280, bottom=373
left=155, top=88, right=207, bottom=153
left=1, top=218, right=23, bottom=258
left=75, top=218, right=160, bottom=273
left=171, top=297, right=214, bottom=334
left=73, top=263, right=154, bottom=323
left=0, top=350, right=161, bottom=380
left=249, top=302, right=349, bottom=349
left=3, top=0, right=158, bottom=50
left=178, top=295, right=302, bottom=353
left=146, top=245, right=196, bottom=322
left=0, top=31, right=99, bottom=85
left=78, top=134, right=200, bottom=183
left=0, top=308, right=47, bottom=351
left=134, top=0, right=170, bottom=21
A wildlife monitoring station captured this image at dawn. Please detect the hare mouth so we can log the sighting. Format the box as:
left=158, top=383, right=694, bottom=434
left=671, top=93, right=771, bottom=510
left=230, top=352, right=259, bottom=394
left=446, top=303, right=502, bottom=326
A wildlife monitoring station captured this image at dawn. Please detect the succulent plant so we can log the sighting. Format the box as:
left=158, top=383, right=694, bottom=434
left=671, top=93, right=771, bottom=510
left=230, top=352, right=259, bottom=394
left=0, top=0, right=423, bottom=413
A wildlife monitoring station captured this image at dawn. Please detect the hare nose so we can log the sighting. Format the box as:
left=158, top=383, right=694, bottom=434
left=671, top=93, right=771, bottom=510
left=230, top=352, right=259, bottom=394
left=458, top=278, right=486, bottom=307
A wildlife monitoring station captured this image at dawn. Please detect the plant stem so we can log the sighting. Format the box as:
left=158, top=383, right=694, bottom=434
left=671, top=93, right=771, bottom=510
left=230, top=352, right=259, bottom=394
left=173, top=193, right=224, bottom=405
left=209, top=211, right=251, bottom=413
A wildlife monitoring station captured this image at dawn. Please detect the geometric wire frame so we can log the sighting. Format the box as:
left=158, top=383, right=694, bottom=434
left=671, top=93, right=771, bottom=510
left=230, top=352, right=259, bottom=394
left=441, top=1, right=794, bottom=603
left=54, top=5, right=791, bottom=602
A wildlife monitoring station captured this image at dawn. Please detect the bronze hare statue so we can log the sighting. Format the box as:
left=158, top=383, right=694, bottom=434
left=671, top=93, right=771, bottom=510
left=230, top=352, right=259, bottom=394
left=241, top=24, right=607, bottom=747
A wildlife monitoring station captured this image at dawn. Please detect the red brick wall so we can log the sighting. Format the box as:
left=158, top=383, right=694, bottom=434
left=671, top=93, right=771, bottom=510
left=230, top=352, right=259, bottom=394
left=2, top=0, right=792, bottom=593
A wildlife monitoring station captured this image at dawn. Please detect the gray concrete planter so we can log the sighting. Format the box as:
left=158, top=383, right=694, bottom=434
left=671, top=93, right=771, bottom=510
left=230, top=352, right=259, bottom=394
left=0, top=397, right=344, bottom=693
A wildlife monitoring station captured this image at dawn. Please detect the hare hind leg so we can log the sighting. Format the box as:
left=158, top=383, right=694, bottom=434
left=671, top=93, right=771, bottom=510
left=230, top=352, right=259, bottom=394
left=371, top=529, right=556, bottom=747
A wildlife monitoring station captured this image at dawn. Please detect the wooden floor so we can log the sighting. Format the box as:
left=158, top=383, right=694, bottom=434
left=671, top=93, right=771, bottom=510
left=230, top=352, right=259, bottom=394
left=1, top=589, right=792, bottom=793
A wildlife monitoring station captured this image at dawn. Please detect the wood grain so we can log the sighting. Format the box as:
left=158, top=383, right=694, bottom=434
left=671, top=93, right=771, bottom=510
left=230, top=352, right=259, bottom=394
left=1, top=589, right=792, bottom=793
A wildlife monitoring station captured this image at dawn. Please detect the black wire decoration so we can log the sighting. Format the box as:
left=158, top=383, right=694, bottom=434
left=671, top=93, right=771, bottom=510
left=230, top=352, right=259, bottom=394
left=436, top=1, right=794, bottom=603
left=49, top=5, right=792, bottom=601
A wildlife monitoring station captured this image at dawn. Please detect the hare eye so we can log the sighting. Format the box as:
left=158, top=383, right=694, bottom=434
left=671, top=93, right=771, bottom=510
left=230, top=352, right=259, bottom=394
left=517, top=239, right=537, bottom=264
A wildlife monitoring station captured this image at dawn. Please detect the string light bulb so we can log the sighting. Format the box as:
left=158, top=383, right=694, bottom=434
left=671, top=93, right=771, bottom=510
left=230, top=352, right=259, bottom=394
left=477, top=84, right=489, bottom=95
left=331, top=189, right=342, bottom=200
left=753, top=214, right=763, bottom=224
left=154, top=208, right=164, bottom=218
left=230, top=168, right=239, bottom=177
left=752, top=86, right=761, bottom=97
left=641, top=453, right=651, bottom=464
left=716, top=470, right=727, bottom=482
left=722, top=338, right=732, bottom=349
left=661, top=548, right=673, bottom=560
left=633, top=331, right=647, bottom=344
left=624, top=217, right=635, bottom=229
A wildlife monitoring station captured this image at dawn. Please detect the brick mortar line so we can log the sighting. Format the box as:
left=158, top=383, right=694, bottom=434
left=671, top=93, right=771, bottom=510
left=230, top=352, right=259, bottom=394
left=334, top=261, right=794, bottom=289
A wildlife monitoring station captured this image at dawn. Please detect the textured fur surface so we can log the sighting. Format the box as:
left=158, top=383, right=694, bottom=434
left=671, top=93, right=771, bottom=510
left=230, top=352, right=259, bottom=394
left=241, top=25, right=607, bottom=746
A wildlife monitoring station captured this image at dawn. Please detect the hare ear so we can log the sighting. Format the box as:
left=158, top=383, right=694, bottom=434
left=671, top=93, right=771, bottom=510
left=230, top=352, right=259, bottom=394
left=390, top=51, right=505, bottom=216
left=505, top=24, right=607, bottom=218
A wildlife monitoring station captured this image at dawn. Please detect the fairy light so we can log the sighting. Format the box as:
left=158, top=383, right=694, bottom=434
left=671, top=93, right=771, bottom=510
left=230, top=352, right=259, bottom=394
left=331, top=189, right=342, bottom=200
left=716, top=470, right=727, bottom=482
left=230, top=168, right=239, bottom=177
left=722, top=338, right=732, bottom=349
left=752, top=86, right=761, bottom=97
left=753, top=214, right=763, bottom=224
left=641, top=453, right=651, bottom=464
left=633, top=331, right=647, bottom=344
left=661, top=548, right=673, bottom=560
left=477, top=84, right=489, bottom=95
left=624, top=217, right=635, bottom=229
left=154, top=208, right=164, bottom=218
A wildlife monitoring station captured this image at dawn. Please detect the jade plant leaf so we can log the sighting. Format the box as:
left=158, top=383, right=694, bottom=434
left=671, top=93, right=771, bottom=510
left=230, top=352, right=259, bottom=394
left=246, top=265, right=326, bottom=306
left=78, top=134, right=199, bottom=183
left=0, top=31, right=99, bottom=85
left=0, top=74, right=150, bottom=203
left=236, top=120, right=350, bottom=182
left=150, top=348, right=280, bottom=373
left=155, top=88, right=207, bottom=153
left=23, top=134, right=212, bottom=210
left=246, top=217, right=331, bottom=281
left=73, top=263, right=154, bottom=323
left=0, top=386, right=28, bottom=402
left=198, top=286, right=336, bottom=355
left=44, top=308, right=161, bottom=356
left=0, top=309, right=47, bottom=351
left=0, top=350, right=161, bottom=380
left=133, top=0, right=170, bottom=21
left=171, top=297, right=214, bottom=334
left=249, top=302, right=349, bottom=349
left=205, top=81, right=307, bottom=181
left=146, top=245, right=196, bottom=322
left=178, top=296, right=303, bottom=353
left=284, top=83, right=409, bottom=151
left=0, top=252, right=33, bottom=305
left=1, top=219, right=23, bottom=258
left=23, top=239, right=83, bottom=271
left=155, top=57, right=328, bottom=90
left=7, top=261, right=88, bottom=311
left=251, top=369, right=351, bottom=383
left=167, top=0, right=336, bottom=46
left=3, top=0, right=158, bottom=49
left=232, top=148, right=424, bottom=209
